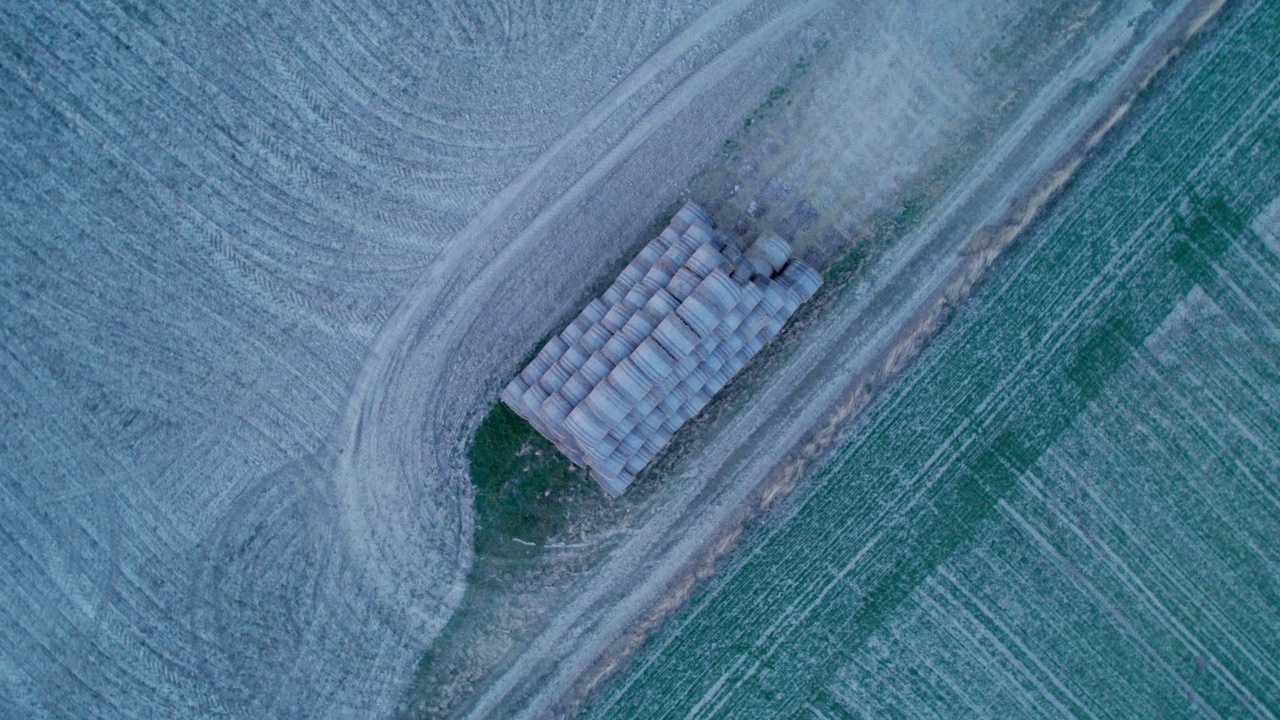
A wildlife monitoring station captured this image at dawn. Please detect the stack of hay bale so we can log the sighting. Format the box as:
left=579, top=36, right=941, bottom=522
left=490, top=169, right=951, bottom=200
left=500, top=202, right=822, bottom=496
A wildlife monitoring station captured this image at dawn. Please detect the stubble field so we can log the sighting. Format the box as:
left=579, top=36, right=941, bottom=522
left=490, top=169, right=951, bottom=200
left=1, top=1, right=726, bottom=716
left=0, top=0, right=1247, bottom=717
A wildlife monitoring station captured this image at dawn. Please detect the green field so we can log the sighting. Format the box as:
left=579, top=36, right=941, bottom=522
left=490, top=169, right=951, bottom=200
left=587, top=2, right=1280, bottom=717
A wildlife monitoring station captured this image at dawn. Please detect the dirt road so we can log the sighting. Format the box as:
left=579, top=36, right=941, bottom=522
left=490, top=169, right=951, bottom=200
left=327, top=0, right=836, bottom=712
left=400, top=0, right=1221, bottom=717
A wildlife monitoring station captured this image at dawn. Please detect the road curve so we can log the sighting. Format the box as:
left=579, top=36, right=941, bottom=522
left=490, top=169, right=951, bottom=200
left=327, top=0, right=833, bottom=702
left=329, top=0, right=1217, bottom=716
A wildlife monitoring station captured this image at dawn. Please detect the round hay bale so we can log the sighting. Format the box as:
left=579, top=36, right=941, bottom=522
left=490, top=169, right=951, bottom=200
left=581, top=323, right=613, bottom=353
left=616, top=262, right=646, bottom=290
left=639, top=434, right=665, bottom=460
left=653, top=313, right=699, bottom=358
left=602, top=284, right=625, bottom=307
left=624, top=451, right=651, bottom=477
left=617, top=431, right=645, bottom=458
left=608, top=360, right=653, bottom=403
left=668, top=267, right=702, bottom=300
left=679, top=202, right=714, bottom=228
left=643, top=288, right=679, bottom=318
left=645, top=260, right=676, bottom=287
left=613, top=409, right=641, bottom=439
left=620, top=312, right=656, bottom=342
left=520, top=382, right=551, bottom=415
left=758, top=283, right=786, bottom=315
left=675, top=295, right=718, bottom=339
left=582, top=298, right=609, bottom=324
left=581, top=384, right=628, bottom=426
left=537, top=390, right=575, bottom=428
left=560, top=341, right=589, bottom=369
left=672, top=232, right=702, bottom=259
left=692, top=270, right=742, bottom=312
left=581, top=352, right=614, bottom=384
left=637, top=385, right=662, bottom=412
left=631, top=338, right=676, bottom=382
left=746, top=232, right=792, bottom=274
left=634, top=241, right=665, bottom=269
left=539, top=360, right=573, bottom=393
left=683, top=219, right=715, bottom=248
left=686, top=244, right=723, bottom=278
left=584, top=431, right=621, bottom=466
left=779, top=260, right=823, bottom=301
left=659, top=412, right=685, bottom=435
left=658, top=389, right=683, bottom=416
left=601, top=333, right=639, bottom=365
left=561, top=372, right=593, bottom=405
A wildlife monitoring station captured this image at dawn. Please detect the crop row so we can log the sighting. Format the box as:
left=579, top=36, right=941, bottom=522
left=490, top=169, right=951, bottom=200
left=588, top=2, right=1280, bottom=717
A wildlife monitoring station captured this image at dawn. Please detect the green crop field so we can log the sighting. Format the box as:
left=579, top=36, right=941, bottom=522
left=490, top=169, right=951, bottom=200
left=587, top=2, right=1280, bottom=717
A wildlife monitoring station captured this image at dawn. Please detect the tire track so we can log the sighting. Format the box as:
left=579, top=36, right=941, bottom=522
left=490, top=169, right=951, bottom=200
left=587, top=0, right=1225, bottom=716
left=329, top=0, right=831, bottom=715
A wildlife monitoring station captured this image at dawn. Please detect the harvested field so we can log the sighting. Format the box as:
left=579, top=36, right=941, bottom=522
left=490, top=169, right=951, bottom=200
left=0, top=0, right=733, bottom=716
left=0, top=0, right=1244, bottom=717
left=429, top=0, right=1224, bottom=717
left=588, top=1, right=1280, bottom=716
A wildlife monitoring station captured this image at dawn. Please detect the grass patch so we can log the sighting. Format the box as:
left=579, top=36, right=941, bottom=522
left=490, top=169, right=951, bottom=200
left=718, top=40, right=830, bottom=160
left=468, top=402, right=590, bottom=559
left=824, top=189, right=931, bottom=288
left=465, top=198, right=685, bottom=563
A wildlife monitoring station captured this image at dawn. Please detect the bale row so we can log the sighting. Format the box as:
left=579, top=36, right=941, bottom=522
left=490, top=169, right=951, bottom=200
left=502, top=202, right=822, bottom=495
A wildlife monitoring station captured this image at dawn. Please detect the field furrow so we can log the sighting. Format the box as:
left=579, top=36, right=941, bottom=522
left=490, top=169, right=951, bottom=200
left=588, top=2, right=1280, bottom=716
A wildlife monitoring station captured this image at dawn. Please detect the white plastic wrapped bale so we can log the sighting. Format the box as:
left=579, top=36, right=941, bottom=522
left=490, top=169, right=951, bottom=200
left=501, top=204, right=822, bottom=496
